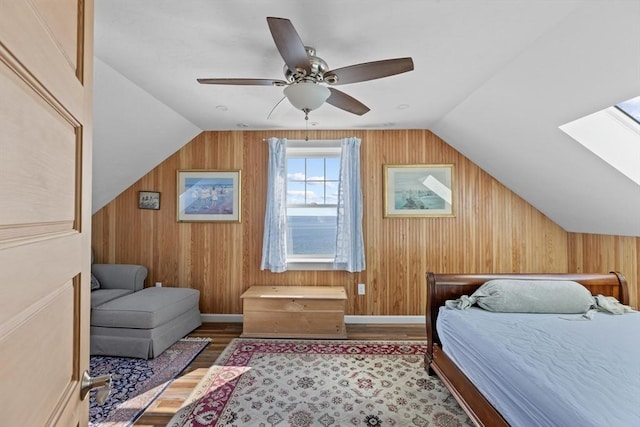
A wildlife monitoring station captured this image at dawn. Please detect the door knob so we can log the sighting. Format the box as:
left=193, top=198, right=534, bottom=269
left=80, top=370, right=112, bottom=404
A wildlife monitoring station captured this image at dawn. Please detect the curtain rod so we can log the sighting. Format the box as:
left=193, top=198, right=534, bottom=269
left=261, top=138, right=343, bottom=142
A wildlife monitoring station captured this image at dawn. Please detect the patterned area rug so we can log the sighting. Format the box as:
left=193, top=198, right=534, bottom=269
left=90, top=337, right=210, bottom=427
left=168, top=339, right=472, bottom=427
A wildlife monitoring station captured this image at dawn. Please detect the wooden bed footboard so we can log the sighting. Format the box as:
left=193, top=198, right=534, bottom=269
left=424, top=271, right=628, bottom=427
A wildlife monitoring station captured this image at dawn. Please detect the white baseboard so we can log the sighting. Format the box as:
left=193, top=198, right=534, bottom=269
left=201, top=313, right=243, bottom=323
left=200, top=314, right=423, bottom=324
left=344, top=315, right=423, bottom=324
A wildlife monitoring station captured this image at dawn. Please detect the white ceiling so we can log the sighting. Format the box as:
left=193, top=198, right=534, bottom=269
left=94, top=0, right=584, bottom=130
left=93, top=0, right=640, bottom=236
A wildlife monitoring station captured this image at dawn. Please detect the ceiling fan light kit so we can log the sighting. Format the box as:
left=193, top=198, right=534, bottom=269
left=197, top=17, right=414, bottom=118
left=283, top=82, right=330, bottom=112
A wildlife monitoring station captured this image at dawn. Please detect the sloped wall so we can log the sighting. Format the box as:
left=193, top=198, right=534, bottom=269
left=92, top=129, right=570, bottom=315
left=92, top=58, right=201, bottom=212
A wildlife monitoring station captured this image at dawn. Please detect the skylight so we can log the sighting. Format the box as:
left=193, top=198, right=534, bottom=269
left=559, top=95, right=640, bottom=186
left=616, top=95, right=640, bottom=124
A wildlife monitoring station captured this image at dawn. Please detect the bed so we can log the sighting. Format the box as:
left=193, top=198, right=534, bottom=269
left=425, top=272, right=639, bottom=426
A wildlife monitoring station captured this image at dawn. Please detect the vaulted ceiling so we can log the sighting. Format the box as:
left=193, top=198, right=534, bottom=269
left=93, top=0, right=640, bottom=236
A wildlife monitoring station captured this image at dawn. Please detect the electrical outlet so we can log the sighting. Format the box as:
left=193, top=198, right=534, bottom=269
left=155, top=282, right=162, bottom=287
left=357, top=283, right=365, bottom=295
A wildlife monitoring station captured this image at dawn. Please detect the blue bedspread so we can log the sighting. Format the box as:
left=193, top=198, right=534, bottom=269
left=437, top=307, right=640, bottom=426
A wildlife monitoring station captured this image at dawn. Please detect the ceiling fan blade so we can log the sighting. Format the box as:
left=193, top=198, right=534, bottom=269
left=197, top=78, right=287, bottom=86
left=267, top=17, right=311, bottom=75
left=326, top=88, right=370, bottom=116
left=324, top=57, right=414, bottom=85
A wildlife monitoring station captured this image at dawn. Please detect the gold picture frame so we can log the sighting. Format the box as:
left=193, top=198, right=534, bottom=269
left=383, top=164, right=455, bottom=217
left=177, top=169, right=241, bottom=222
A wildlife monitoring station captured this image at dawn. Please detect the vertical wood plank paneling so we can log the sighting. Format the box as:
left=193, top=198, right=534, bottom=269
left=568, top=233, right=639, bottom=307
left=92, top=129, right=632, bottom=316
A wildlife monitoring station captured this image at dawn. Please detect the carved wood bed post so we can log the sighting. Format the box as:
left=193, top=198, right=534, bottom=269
left=424, top=272, right=436, bottom=372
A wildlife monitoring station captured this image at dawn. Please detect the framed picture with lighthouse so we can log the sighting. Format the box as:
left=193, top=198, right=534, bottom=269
left=383, top=164, right=455, bottom=218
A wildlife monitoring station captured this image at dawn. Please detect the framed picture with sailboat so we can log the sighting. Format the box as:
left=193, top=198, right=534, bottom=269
left=383, top=164, right=455, bottom=217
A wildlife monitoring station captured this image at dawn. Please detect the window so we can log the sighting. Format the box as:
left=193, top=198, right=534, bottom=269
left=615, top=95, right=640, bottom=125
left=286, top=142, right=341, bottom=265
left=261, top=137, right=365, bottom=273
left=559, top=94, right=640, bottom=186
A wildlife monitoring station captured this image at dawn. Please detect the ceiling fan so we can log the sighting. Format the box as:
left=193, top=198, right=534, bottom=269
left=197, top=17, right=414, bottom=118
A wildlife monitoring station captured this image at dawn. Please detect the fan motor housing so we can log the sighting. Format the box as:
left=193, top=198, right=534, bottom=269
left=284, top=46, right=331, bottom=83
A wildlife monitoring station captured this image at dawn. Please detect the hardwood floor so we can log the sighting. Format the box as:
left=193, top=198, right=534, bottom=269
left=134, top=322, right=427, bottom=426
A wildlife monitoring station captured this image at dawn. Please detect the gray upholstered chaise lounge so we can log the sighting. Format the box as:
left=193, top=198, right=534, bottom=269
left=90, top=262, right=201, bottom=359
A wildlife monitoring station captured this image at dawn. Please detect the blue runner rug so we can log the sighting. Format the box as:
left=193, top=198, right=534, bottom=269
left=89, top=337, right=209, bottom=426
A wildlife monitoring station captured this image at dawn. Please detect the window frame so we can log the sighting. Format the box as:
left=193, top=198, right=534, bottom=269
left=285, top=140, right=342, bottom=270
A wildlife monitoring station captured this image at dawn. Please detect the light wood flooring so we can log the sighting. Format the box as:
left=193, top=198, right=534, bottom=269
left=134, top=322, right=427, bottom=426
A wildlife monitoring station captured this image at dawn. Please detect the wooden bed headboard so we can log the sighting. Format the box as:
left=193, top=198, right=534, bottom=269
left=425, top=272, right=628, bottom=358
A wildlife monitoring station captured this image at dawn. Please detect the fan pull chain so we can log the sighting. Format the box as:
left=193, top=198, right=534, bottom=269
left=304, top=108, right=310, bottom=141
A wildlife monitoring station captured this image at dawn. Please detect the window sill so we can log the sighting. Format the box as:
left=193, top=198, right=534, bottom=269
left=286, top=258, right=335, bottom=271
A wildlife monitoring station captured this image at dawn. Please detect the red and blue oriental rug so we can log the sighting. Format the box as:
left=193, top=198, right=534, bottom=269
left=168, top=339, right=471, bottom=426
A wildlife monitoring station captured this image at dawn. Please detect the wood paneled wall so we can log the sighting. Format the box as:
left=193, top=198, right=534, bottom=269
left=92, top=129, right=574, bottom=315
left=568, top=233, right=639, bottom=307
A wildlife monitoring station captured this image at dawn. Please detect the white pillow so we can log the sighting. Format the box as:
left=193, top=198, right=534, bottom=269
left=470, top=279, right=595, bottom=314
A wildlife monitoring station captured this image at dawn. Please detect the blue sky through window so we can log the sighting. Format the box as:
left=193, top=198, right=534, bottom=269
left=287, top=157, right=340, bottom=212
left=286, top=156, right=340, bottom=257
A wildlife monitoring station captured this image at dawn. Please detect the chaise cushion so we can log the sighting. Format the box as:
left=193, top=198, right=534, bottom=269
left=91, top=289, right=134, bottom=307
left=91, top=287, right=200, bottom=329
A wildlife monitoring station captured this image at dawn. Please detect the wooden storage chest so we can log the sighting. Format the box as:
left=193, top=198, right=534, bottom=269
left=240, top=286, right=347, bottom=339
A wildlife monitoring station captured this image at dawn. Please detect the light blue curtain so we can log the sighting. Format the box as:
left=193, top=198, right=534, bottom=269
left=260, top=137, right=288, bottom=272
left=334, top=137, right=366, bottom=272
